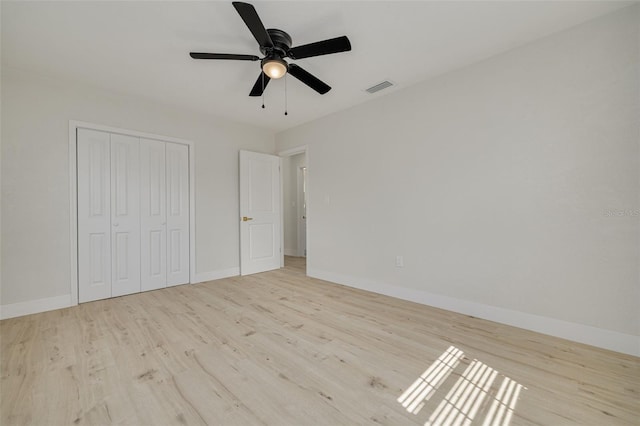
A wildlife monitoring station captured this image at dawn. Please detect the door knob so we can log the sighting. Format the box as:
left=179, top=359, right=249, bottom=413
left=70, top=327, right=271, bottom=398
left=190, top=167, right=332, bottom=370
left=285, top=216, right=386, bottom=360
left=242, top=216, right=253, bottom=222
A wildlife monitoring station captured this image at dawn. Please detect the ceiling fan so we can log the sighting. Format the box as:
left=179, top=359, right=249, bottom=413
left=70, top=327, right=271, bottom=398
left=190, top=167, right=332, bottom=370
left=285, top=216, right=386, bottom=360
left=190, top=1, right=351, bottom=97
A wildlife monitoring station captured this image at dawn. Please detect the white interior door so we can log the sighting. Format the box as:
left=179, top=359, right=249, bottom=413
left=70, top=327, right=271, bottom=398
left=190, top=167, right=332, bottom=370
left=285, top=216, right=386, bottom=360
left=240, top=150, right=281, bottom=275
left=110, top=134, right=141, bottom=297
left=166, top=142, right=190, bottom=286
left=78, top=129, right=112, bottom=303
left=140, top=139, right=167, bottom=291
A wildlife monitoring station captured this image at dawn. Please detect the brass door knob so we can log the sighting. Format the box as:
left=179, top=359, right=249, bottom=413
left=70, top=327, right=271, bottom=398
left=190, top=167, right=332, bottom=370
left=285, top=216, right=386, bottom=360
left=242, top=216, right=254, bottom=222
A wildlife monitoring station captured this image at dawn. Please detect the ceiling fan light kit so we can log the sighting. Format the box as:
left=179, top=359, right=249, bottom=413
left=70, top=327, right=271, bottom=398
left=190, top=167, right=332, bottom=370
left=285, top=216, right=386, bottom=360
left=262, top=57, right=287, bottom=79
left=189, top=1, right=351, bottom=106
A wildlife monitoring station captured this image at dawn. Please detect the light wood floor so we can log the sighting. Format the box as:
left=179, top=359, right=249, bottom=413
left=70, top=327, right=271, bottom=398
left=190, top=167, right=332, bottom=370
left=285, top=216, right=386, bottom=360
left=1, top=257, right=638, bottom=425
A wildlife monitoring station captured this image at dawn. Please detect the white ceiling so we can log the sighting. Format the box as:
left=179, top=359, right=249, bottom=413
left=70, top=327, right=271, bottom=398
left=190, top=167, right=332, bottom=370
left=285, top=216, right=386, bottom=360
left=1, top=1, right=632, bottom=132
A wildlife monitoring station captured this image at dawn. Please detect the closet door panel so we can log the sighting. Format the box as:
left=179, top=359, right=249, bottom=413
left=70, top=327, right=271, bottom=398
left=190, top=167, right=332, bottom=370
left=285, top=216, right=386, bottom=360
left=77, top=129, right=112, bottom=303
left=140, top=139, right=167, bottom=291
left=166, top=143, right=190, bottom=286
left=110, top=134, right=141, bottom=297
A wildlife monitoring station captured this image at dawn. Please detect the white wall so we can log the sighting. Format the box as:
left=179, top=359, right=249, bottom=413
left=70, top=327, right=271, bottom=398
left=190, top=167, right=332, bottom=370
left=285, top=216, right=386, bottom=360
left=1, top=68, right=275, bottom=312
left=282, top=153, right=306, bottom=256
left=0, top=3, right=4, bottom=308
left=277, top=7, right=640, bottom=355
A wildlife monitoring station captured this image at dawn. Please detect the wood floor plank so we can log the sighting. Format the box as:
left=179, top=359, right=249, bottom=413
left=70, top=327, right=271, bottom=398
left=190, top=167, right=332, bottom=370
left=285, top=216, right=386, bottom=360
left=1, top=256, right=638, bottom=425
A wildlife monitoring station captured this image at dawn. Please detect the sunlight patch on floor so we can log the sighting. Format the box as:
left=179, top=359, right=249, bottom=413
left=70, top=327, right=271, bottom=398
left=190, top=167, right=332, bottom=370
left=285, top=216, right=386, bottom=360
left=398, top=346, right=526, bottom=426
left=397, top=346, right=465, bottom=414
left=481, top=376, right=523, bottom=426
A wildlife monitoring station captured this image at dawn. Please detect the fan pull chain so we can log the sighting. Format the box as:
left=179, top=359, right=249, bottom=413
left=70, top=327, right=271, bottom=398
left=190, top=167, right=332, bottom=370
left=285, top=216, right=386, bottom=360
left=284, top=74, right=288, bottom=116
left=261, top=72, right=265, bottom=109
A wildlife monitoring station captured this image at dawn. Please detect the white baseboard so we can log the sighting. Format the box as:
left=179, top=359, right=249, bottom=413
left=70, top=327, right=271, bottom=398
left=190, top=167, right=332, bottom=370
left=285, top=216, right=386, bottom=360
left=4, top=269, right=637, bottom=356
left=193, top=267, right=240, bottom=284
left=1, top=268, right=241, bottom=320
left=308, top=268, right=640, bottom=357
left=1, top=294, right=73, bottom=320
left=284, top=248, right=298, bottom=256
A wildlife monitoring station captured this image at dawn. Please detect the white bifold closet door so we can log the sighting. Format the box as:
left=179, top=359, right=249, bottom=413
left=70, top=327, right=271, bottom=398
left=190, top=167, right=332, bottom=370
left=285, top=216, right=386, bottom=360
left=77, top=129, right=112, bottom=303
left=166, top=143, right=190, bottom=286
left=78, top=129, right=189, bottom=303
left=110, top=134, right=141, bottom=297
left=140, top=138, right=167, bottom=291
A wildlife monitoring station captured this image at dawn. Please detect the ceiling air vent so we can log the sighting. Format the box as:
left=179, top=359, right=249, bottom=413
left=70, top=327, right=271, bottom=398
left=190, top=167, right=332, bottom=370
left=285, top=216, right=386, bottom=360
left=365, top=80, right=394, bottom=94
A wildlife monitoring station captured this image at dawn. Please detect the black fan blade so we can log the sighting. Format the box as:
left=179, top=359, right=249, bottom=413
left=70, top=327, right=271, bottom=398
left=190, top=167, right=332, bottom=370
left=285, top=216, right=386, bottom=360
left=249, top=72, right=271, bottom=97
left=232, top=2, right=273, bottom=48
left=287, top=36, right=351, bottom=60
left=288, top=64, right=331, bottom=95
left=190, top=52, right=260, bottom=61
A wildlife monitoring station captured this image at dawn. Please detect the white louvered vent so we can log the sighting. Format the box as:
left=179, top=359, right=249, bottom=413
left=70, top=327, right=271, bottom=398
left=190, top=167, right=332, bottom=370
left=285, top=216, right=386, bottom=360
left=365, top=80, right=394, bottom=94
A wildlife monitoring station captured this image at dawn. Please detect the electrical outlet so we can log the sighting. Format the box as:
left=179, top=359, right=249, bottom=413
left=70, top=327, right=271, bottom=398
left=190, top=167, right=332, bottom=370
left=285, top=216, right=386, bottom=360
left=396, top=255, right=404, bottom=268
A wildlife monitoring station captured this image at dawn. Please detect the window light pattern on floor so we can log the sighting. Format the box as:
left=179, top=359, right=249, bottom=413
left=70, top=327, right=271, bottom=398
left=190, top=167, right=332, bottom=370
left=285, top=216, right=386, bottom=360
left=397, top=346, right=465, bottom=414
left=481, top=376, right=523, bottom=426
left=398, top=346, right=526, bottom=426
left=425, top=359, right=497, bottom=425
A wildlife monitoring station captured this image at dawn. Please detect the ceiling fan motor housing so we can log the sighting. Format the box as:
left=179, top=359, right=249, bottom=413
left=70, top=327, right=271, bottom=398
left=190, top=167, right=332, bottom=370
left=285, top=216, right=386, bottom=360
left=261, top=28, right=293, bottom=59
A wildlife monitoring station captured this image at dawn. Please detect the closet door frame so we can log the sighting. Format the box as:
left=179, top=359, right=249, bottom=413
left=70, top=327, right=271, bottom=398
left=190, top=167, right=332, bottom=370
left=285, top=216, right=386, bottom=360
left=69, top=120, right=195, bottom=306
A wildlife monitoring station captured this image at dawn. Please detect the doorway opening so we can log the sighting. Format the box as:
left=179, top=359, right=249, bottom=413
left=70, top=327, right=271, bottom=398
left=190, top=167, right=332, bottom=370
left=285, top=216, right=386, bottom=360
left=298, top=166, right=307, bottom=257
left=279, top=147, right=307, bottom=274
